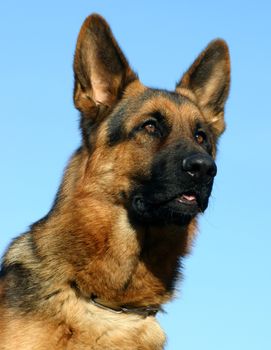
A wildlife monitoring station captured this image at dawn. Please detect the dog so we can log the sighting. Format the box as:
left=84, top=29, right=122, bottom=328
left=0, top=14, right=230, bottom=350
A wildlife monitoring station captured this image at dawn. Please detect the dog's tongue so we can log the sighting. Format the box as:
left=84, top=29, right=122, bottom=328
left=182, top=194, right=196, bottom=201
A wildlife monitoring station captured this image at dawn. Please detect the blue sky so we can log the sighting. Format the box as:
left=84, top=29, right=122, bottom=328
left=0, top=1, right=270, bottom=349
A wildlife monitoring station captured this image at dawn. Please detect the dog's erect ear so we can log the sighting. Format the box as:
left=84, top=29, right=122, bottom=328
left=176, top=40, right=230, bottom=136
left=73, top=14, right=137, bottom=119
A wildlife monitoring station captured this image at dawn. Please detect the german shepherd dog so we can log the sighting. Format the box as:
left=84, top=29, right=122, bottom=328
left=0, top=14, right=230, bottom=350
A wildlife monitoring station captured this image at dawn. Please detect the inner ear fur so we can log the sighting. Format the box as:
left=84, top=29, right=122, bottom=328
left=73, top=14, right=137, bottom=120
left=176, top=39, right=230, bottom=137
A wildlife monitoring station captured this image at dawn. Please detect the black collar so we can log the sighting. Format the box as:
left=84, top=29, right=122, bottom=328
left=70, top=281, right=160, bottom=318
left=90, top=296, right=160, bottom=318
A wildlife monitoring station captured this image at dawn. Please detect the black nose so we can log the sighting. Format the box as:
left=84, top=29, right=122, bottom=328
left=182, top=154, right=217, bottom=181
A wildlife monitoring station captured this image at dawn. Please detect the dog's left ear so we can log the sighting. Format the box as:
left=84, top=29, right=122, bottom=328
left=73, top=14, right=137, bottom=133
left=176, top=40, right=230, bottom=136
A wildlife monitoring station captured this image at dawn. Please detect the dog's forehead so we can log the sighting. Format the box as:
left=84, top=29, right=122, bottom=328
left=123, top=87, right=194, bottom=114
left=107, top=87, right=202, bottom=144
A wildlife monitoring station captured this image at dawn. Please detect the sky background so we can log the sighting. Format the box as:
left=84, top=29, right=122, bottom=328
left=0, top=1, right=270, bottom=349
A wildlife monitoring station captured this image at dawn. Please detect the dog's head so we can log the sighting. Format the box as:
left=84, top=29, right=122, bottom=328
left=73, top=14, right=230, bottom=227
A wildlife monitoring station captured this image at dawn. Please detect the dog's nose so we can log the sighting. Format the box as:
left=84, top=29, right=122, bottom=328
left=182, top=154, right=217, bottom=181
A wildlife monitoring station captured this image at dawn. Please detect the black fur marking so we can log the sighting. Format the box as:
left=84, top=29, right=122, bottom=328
left=80, top=115, right=98, bottom=149
left=127, top=140, right=215, bottom=226
left=0, top=265, right=7, bottom=279
left=0, top=263, right=41, bottom=313
left=107, top=101, right=129, bottom=146
left=70, top=280, right=81, bottom=297
left=140, top=227, right=182, bottom=293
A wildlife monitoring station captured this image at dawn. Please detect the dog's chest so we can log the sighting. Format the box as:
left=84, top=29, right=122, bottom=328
left=49, top=292, right=166, bottom=350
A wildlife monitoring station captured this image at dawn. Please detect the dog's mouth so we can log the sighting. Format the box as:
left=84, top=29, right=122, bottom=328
left=153, top=190, right=201, bottom=211
left=175, top=192, right=198, bottom=206
left=158, top=190, right=202, bottom=218
left=129, top=188, right=207, bottom=226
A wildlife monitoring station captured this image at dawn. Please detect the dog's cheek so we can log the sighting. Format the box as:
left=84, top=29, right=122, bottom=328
left=113, top=146, right=155, bottom=204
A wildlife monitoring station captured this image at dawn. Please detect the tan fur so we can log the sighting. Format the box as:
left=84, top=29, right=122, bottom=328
left=1, top=291, right=165, bottom=350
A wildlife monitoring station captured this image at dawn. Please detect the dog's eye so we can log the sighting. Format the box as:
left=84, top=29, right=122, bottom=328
left=142, top=120, right=158, bottom=135
left=195, top=130, right=207, bottom=145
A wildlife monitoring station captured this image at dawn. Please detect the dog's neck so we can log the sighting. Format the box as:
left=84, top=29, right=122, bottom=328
left=35, top=211, right=197, bottom=308
left=33, top=150, right=197, bottom=308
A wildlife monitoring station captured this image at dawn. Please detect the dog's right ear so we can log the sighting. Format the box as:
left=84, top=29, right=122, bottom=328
left=73, top=14, right=137, bottom=138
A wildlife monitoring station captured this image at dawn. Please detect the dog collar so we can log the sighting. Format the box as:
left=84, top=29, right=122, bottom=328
left=70, top=282, right=160, bottom=318
left=90, top=295, right=160, bottom=318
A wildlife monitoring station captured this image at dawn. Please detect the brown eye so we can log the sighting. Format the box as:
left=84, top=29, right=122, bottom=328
left=142, top=120, right=158, bottom=134
left=144, top=123, right=157, bottom=134
left=195, top=130, right=207, bottom=145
